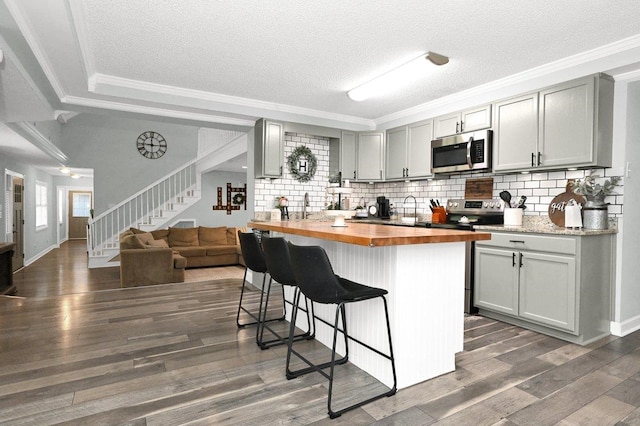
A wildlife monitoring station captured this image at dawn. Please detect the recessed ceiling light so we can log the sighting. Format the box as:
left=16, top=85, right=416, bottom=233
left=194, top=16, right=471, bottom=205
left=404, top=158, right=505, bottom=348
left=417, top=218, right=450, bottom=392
left=60, top=166, right=70, bottom=174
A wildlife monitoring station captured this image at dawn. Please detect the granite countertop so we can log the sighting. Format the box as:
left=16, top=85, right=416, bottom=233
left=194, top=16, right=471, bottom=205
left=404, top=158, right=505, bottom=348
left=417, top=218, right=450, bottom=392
left=474, top=215, right=618, bottom=236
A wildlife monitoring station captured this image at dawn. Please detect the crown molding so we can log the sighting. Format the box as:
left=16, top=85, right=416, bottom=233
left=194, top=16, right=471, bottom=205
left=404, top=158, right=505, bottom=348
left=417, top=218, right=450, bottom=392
left=4, top=0, right=67, bottom=101
left=13, top=122, right=69, bottom=163
left=61, top=95, right=257, bottom=127
left=375, top=34, right=640, bottom=128
left=66, top=0, right=95, bottom=83
left=88, top=73, right=375, bottom=130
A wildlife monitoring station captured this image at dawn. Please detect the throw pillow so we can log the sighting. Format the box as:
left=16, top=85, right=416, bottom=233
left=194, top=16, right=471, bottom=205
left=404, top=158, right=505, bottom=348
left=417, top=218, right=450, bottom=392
left=199, top=226, right=227, bottom=246
left=168, top=227, right=199, bottom=247
left=137, top=232, right=155, bottom=245
left=146, top=239, right=169, bottom=248
left=120, top=234, right=146, bottom=250
left=151, top=229, right=169, bottom=243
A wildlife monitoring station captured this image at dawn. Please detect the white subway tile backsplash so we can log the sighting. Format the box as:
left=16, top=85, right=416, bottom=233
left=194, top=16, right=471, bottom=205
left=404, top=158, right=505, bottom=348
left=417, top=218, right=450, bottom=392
left=255, top=134, right=623, bottom=219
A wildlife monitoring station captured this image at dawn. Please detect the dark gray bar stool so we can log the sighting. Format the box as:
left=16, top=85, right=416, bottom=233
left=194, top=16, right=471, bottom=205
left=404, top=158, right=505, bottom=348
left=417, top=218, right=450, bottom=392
left=258, top=236, right=315, bottom=349
left=236, top=231, right=284, bottom=328
left=286, top=241, right=397, bottom=419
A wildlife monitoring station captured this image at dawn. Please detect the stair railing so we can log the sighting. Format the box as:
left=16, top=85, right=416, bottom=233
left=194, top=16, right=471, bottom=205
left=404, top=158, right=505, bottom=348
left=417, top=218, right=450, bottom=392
left=87, top=160, right=198, bottom=256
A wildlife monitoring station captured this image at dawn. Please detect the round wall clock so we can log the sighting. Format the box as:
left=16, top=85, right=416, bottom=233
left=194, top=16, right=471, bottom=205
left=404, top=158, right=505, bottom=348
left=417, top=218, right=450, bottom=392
left=136, top=131, right=167, bottom=159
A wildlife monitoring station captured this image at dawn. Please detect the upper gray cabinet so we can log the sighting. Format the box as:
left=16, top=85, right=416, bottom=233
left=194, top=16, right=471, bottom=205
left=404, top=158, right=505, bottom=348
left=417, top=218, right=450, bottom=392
left=340, top=131, right=357, bottom=180
left=385, top=119, right=433, bottom=180
left=434, top=104, right=492, bottom=138
left=356, top=131, right=385, bottom=181
left=493, top=74, right=614, bottom=172
left=254, top=118, right=284, bottom=178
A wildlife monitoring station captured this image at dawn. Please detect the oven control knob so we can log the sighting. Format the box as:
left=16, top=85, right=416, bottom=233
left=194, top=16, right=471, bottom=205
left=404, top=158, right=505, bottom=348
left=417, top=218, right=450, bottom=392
left=489, top=202, right=495, bottom=208
left=483, top=202, right=489, bottom=208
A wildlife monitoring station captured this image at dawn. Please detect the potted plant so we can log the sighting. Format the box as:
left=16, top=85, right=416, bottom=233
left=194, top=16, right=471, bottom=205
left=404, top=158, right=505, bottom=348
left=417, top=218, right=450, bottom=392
left=569, top=173, right=621, bottom=203
left=328, top=173, right=341, bottom=187
left=569, top=173, right=621, bottom=230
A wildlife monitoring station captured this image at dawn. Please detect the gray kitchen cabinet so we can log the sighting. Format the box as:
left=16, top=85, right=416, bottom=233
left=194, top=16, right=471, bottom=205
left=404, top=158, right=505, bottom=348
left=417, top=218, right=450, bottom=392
left=493, top=93, right=539, bottom=171
left=356, top=131, right=385, bottom=181
left=434, top=104, right=491, bottom=138
left=385, top=120, right=433, bottom=180
left=254, top=118, right=284, bottom=178
left=385, top=126, right=408, bottom=179
left=340, top=131, right=357, bottom=180
left=474, top=231, right=612, bottom=345
left=493, top=74, right=613, bottom=172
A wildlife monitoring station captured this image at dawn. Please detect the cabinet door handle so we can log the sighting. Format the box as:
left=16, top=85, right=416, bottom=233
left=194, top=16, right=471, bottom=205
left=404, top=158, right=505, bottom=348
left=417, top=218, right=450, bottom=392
left=537, top=152, right=542, bottom=166
left=406, top=167, right=409, bottom=177
left=279, top=165, right=283, bottom=175
left=460, top=120, right=464, bottom=132
left=353, top=171, right=356, bottom=179
left=531, top=152, right=535, bottom=167
left=509, top=240, right=525, bottom=244
left=512, top=252, right=516, bottom=267
left=519, top=252, right=524, bottom=267
left=456, top=122, right=460, bottom=133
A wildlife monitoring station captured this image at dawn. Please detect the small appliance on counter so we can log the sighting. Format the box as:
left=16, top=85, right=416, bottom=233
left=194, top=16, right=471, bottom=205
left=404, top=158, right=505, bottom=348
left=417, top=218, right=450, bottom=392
left=376, top=196, right=391, bottom=219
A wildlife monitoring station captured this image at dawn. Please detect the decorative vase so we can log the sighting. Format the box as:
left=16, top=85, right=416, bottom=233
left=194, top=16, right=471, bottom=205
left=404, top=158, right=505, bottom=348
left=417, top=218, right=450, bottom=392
left=582, top=195, right=608, bottom=230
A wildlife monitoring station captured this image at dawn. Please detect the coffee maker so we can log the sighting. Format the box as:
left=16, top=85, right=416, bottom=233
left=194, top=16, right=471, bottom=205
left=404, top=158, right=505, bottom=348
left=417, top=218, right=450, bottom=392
left=377, top=196, right=390, bottom=219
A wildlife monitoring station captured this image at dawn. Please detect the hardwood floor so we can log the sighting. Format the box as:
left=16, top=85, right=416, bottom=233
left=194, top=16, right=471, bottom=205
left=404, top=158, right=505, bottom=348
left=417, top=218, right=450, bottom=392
left=2, top=240, right=640, bottom=425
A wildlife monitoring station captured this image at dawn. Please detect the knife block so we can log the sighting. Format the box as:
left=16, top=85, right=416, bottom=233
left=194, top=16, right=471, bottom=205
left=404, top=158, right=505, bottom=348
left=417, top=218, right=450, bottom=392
left=432, top=206, right=447, bottom=224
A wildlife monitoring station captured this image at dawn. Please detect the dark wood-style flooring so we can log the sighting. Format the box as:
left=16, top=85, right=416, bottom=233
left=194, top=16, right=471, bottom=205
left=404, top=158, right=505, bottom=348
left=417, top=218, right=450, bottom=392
left=1, top=240, right=640, bottom=425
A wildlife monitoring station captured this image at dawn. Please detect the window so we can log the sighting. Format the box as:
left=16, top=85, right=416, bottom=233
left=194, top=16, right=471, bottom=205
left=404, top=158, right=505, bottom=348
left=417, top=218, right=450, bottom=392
left=36, top=181, right=48, bottom=229
left=72, top=193, right=91, bottom=217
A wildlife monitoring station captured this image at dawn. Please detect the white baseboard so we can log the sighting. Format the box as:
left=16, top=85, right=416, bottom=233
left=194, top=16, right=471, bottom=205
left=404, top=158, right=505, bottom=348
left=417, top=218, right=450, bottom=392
left=24, top=244, right=58, bottom=267
left=610, top=315, right=640, bottom=337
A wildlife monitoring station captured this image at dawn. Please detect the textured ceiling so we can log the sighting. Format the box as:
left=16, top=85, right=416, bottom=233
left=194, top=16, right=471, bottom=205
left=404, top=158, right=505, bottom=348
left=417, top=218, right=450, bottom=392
left=3, top=0, right=640, bottom=130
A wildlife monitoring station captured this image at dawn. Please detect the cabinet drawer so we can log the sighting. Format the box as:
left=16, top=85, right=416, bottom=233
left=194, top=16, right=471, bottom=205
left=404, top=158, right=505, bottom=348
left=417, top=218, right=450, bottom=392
left=478, top=232, right=576, bottom=255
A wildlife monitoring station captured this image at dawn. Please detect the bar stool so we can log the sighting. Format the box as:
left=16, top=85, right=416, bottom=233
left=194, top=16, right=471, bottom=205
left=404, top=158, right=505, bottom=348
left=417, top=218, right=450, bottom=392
left=257, top=237, right=315, bottom=349
left=236, top=231, right=284, bottom=328
left=286, top=242, right=397, bottom=419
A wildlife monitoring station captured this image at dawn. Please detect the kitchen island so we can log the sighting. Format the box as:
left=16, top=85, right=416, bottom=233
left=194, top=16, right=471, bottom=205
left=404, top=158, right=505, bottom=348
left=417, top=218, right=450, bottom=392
left=248, top=220, right=491, bottom=389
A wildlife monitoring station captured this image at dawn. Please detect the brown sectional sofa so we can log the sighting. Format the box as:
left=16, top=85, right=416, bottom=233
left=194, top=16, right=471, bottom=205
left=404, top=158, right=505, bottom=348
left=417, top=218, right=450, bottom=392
left=119, top=226, right=245, bottom=288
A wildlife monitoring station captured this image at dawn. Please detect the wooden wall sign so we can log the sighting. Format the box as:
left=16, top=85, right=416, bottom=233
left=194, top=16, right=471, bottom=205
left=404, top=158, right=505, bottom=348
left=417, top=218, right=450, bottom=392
left=465, top=177, right=494, bottom=199
left=548, top=180, right=585, bottom=227
left=212, top=183, right=247, bottom=215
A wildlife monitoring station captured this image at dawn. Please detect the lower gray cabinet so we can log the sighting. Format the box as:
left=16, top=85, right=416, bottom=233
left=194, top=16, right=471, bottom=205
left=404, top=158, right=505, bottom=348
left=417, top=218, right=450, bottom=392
left=475, top=231, right=613, bottom=345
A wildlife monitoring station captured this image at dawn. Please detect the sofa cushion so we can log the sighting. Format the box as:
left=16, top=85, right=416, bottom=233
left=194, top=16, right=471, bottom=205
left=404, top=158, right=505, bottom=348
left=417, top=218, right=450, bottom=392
left=199, top=226, right=227, bottom=246
left=205, top=246, right=238, bottom=256
left=137, top=232, right=155, bottom=245
left=173, top=254, right=187, bottom=269
left=227, top=227, right=240, bottom=245
left=168, top=227, right=199, bottom=247
left=120, top=234, right=146, bottom=250
left=146, top=239, right=169, bottom=248
left=151, top=229, right=169, bottom=243
left=173, top=247, right=207, bottom=257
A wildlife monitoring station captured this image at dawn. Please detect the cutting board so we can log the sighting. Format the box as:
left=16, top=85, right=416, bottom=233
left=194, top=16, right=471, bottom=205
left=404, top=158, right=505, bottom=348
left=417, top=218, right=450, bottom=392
left=548, top=181, right=586, bottom=227
left=465, top=178, right=494, bottom=199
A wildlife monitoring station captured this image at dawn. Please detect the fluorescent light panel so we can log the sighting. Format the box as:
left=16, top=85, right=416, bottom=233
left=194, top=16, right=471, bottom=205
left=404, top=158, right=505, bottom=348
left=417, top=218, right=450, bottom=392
left=347, top=52, right=449, bottom=102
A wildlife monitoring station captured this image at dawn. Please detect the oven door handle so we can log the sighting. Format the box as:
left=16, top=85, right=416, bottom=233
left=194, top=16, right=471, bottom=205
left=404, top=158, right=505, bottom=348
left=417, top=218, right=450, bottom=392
left=466, top=136, right=474, bottom=169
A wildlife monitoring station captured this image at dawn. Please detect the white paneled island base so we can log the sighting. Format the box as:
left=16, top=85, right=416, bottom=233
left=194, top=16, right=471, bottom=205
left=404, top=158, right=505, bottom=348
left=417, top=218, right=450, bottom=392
left=285, top=234, right=465, bottom=389
left=248, top=221, right=491, bottom=390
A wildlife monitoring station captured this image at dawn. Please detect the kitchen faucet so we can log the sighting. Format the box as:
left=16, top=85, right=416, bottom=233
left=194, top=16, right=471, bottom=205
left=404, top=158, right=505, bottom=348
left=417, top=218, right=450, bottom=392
left=303, top=192, right=309, bottom=219
left=403, top=195, right=417, bottom=220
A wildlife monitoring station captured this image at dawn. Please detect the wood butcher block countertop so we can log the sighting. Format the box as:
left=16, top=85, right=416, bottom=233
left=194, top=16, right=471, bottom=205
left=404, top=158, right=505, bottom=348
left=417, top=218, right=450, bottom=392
left=248, top=220, right=491, bottom=247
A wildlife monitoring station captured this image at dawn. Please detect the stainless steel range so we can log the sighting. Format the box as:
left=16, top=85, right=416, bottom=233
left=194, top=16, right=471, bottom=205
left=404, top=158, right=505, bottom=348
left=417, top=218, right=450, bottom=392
left=423, top=199, right=505, bottom=314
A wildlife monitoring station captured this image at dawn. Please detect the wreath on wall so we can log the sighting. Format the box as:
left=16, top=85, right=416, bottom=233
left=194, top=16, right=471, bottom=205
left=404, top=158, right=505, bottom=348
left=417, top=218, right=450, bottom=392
left=287, top=145, right=317, bottom=182
left=232, top=193, right=246, bottom=205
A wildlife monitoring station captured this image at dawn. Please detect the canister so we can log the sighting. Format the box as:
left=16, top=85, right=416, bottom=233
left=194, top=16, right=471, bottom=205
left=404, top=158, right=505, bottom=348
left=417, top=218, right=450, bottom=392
left=582, top=204, right=608, bottom=229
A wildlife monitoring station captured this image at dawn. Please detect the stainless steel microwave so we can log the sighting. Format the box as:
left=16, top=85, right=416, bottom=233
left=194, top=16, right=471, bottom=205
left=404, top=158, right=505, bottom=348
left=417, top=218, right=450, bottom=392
left=431, top=129, right=492, bottom=174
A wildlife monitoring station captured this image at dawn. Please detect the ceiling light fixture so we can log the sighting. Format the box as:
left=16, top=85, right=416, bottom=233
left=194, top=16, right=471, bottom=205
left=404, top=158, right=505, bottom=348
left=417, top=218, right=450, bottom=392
left=347, top=51, right=449, bottom=102
left=60, top=166, right=70, bottom=174
left=70, top=173, right=80, bottom=179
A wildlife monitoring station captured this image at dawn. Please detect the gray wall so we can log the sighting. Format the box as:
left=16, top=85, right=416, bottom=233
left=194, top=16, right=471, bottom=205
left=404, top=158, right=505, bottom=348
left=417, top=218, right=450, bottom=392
left=60, top=113, right=199, bottom=214
left=1, top=153, right=57, bottom=263
left=620, top=81, right=640, bottom=322
left=172, top=170, right=250, bottom=228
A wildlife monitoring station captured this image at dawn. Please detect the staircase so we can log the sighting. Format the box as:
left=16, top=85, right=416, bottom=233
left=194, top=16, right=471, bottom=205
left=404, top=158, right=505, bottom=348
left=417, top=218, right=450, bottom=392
left=87, top=160, right=200, bottom=268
